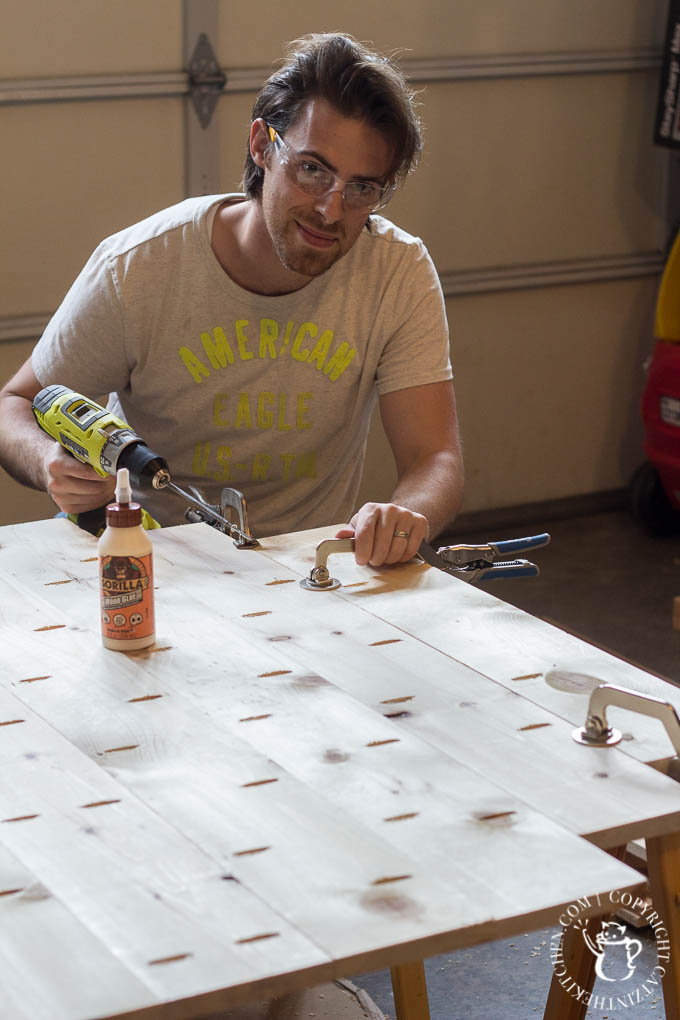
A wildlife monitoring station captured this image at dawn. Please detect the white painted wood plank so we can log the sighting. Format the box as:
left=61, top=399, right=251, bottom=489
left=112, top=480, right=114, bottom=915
left=0, top=517, right=668, bottom=1020
left=0, top=591, right=642, bottom=968
left=2, top=521, right=677, bottom=849
left=257, top=525, right=680, bottom=764
left=119, top=523, right=680, bottom=847
left=0, top=612, right=642, bottom=945
left=0, top=842, right=160, bottom=1020
left=202, top=604, right=680, bottom=849
left=0, top=526, right=644, bottom=954
left=0, top=687, right=332, bottom=1013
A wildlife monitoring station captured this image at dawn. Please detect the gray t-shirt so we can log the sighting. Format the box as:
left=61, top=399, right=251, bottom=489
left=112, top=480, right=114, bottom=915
left=32, top=195, right=452, bottom=536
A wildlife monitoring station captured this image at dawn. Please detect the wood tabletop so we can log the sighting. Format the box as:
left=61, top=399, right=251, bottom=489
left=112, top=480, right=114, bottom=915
left=1, top=518, right=678, bottom=1019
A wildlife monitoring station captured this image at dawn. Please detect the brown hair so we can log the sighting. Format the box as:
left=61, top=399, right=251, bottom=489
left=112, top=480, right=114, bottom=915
left=242, top=33, right=422, bottom=199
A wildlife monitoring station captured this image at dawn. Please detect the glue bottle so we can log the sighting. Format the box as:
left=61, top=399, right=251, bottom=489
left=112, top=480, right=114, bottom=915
left=98, top=467, right=155, bottom=650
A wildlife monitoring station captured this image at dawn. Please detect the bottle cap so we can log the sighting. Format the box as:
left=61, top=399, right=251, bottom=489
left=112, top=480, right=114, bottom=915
left=106, top=467, right=142, bottom=528
left=115, top=467, right=132, bottom=504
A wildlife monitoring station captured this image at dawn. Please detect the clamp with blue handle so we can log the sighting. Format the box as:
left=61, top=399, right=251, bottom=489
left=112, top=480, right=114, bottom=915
left=419, top=533, right=551, bottom=583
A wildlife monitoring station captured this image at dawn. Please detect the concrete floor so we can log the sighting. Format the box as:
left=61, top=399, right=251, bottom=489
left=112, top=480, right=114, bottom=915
left=351, top=509, right=679, bottom=1019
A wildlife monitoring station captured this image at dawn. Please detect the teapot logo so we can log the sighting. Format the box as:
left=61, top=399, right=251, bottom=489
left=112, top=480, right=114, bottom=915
left=581, top=920, right=642, bottom=982
left=550, top=889, right=670, bottom=1011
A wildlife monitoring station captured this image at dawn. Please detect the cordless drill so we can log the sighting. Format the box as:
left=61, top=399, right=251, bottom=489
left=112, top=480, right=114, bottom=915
left=32, top=385, right=171, bottom=533
left=32, top=384, right=255, bottom=540
left=33, top=384, right=171, bottom=485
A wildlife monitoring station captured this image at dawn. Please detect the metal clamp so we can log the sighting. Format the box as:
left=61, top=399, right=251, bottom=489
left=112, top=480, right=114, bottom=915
left=433, top=532, right=550, bottom=583
left=300, top=538, right=355, bottom=591
left=219, top=488, right=259, bottom=547
left=573, top=683, right=680, bottom=772
left=182, top=485, right=259, bottom=548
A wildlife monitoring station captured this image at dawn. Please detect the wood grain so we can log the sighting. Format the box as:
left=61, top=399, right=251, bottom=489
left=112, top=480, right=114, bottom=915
left=258, top=526, right=680, bottom=758
left=0, top=518, right=676, bottom=1020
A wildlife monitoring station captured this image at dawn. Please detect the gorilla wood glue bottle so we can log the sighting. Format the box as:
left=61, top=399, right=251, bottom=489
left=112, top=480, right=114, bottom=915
left=99, top=467, right=155, bottom=650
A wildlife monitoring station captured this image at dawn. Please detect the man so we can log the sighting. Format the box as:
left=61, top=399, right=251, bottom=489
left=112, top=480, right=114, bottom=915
left=0, top=33, right=463, bottom=567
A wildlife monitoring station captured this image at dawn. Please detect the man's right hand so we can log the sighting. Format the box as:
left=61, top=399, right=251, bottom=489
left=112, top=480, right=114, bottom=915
left=43, top=444, right=116, bottom=514
left=0, top=360, right=118, bottom=510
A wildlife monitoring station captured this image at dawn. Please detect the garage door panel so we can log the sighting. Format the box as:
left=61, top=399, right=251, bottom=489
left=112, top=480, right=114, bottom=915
left=448, top=279, right=655, bottom=510
left=1, top=0, right=181, bottom=78
left=358, top=277, right=655, bottom=514
left=216, top=0, right=666, bottom=67
left=386, top=73, right=666, bottom=271
left=0, top=99, right=184, bottom=316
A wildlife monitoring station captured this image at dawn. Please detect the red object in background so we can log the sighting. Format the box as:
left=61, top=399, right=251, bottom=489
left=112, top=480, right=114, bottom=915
left=632, top=225, right=680, bottom=534
left=641, top=339, right=680, bottom=512
left=631, top=226, right=680, bottom=534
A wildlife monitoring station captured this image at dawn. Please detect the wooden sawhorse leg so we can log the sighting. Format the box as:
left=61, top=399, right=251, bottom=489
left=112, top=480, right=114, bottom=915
left=646, top=831, right=680, bottom=1020
left=543, top=845, right=627, bottom=1020
left=543, top=912, right=601, bottom=1019
left=390, top=961, right=431, bottom=1020
left=544, top=837, right=680, bottom=1020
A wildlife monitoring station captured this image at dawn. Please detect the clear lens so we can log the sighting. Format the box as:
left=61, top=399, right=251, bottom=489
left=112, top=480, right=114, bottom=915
left=271, top=128, right=388, bottom=210
left=345, top=181, right=384, bottom=208
left=293, top=167, right=385, bottom=209
left=295, top=163, right=335, bottom=194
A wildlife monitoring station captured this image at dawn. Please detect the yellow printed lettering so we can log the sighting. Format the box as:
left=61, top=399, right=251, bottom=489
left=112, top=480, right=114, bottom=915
left=279, top=320, right=294, bottom=356
left=252, top=453, right=271, bottom=481
left=192, top=442, right=211, bottom=474
left=281, top=453, right=295, bottom=481
left=259, top=319, right=279, bottom=359
left=296, top=393, right=313, bottom=430
left=213, top=394, right=230, bottom=427
left=277, top=394, right=292, bottom=432
left=324, top=341, right=356, bottom=381
left=308, top=330, right=333, bottom=371
left=235, top=320, right=253, bottom=361
left=201, top=327, right=235, bottom=369
left=212, top=446, right=232, bottom=482
left=179, top=347, right=210, bottom=384
left=295, top=452, right=317, bottom=479
left=257, top=392, right=275, bottom=429
left=291, top=322, right=316, bottom=362
left=235, top=393, right=252, bottom=429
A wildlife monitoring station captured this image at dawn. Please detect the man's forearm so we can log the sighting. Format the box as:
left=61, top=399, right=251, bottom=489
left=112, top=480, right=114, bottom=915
left=389, top=449, right=464, bottom=541
left=0, top=392, right=51, bottom=491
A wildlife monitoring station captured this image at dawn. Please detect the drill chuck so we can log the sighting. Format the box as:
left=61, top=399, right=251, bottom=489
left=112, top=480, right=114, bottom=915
left=117, top=444, right=170, bottom=490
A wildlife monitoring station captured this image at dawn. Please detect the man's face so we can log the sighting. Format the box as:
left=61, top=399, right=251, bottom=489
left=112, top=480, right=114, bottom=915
left=257, top=98, right=393, bottom=280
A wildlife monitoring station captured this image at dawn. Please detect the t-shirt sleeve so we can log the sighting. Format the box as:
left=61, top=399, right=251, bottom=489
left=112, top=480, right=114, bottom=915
left=374, top=239, right=452, bottom=396
left=31, top=242, right=132, bottom=397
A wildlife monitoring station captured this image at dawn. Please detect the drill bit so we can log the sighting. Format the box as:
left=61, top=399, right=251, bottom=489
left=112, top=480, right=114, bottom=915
left=160, top=479, right=255, bottom=546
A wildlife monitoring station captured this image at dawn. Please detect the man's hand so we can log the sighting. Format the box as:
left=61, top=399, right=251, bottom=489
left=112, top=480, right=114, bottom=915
left=43, top=444, right=116, bottom=514
left=0, top=360, right=117, bottom=513
left=335, top=501, right=428, bottom=567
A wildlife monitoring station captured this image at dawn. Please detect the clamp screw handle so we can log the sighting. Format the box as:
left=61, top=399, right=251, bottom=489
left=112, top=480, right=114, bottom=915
left=300, top=538, right=355, bottom=591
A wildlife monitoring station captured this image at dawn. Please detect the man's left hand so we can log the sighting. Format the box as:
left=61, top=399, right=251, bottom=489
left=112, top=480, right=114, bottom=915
left=335, top=502, right=428, bottom=567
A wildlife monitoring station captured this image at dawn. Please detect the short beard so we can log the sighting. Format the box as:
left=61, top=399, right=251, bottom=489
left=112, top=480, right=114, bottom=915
left=271, top=234, right=340, bottom=278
